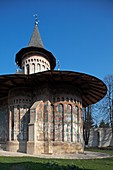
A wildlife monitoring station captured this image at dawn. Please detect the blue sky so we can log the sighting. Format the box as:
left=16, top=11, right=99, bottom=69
left=0, top=0, right=113, bottom=80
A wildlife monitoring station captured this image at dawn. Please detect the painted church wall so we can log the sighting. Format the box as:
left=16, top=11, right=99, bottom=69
left=5, top=83, right=84, bottom=154
left=0, top=97, right=8, bottom=149
left=26, top=84, right=84, bottom=154
left=8, top=87, right=33, bottom=142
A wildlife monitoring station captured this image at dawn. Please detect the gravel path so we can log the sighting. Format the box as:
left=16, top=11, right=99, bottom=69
left=0, top=150, right=112, bottom=159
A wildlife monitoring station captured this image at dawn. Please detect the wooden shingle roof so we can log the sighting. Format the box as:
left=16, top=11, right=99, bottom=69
left=28, top=23, right=44, bottom=48
left=15, top=23, right=56, bottom=70
left=0, top=71, right=107, bottom=107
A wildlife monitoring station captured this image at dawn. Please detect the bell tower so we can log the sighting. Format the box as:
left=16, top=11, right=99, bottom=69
left=15, top=16, right=56, bottom=74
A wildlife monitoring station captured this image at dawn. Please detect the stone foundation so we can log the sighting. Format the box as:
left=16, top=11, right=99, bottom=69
left=27, top=141, right=44, bottom=154
left=27, top=141, right=53, bottom=154
left=6, top=141, right=27, bottom=153
left=0, top=142, right=6, bottom=150
left=27, top=141, right=83, bottom=155
left=52, top=142, right=83, bottom=154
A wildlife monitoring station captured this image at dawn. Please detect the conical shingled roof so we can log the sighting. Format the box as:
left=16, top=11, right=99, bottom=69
left=28, top=23, right=44, bottom=48
left=15, top=22, right=56, bottom=69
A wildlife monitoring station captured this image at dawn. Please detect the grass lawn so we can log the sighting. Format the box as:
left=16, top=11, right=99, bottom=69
left=0, top=148, right=113, bottom=170
left=85, top=146, right=113, bottom=156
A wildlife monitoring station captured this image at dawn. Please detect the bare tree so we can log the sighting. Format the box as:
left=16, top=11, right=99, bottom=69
left=96, top=75, right=113, bottom=133
left=83, top=105, right=94, bottom=146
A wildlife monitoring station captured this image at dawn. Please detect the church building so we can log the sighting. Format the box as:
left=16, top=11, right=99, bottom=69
left=0, top=19, right=107, bottom=155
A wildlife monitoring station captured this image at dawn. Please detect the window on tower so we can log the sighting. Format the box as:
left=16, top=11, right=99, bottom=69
left=26, top=64, right=30, bottom=75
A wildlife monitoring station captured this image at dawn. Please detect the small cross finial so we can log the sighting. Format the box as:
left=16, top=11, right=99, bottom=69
left=33, top=14, right=39, bottom=25
left=57, top=60, right=61, bottom=70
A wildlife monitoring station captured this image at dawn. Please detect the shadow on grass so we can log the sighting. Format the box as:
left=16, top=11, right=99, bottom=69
left=0, top=161, right=90, bottom=170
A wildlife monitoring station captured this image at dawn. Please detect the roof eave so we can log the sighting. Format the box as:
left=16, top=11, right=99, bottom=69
left=15, top=46, right=56, bottom=70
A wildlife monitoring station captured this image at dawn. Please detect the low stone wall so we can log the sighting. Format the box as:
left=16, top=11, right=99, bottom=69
left=88, top=128, right=113, bottom=147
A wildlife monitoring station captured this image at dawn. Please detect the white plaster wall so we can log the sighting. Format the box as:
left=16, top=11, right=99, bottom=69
left=88, top=128, right=113, bottom=147
left=88, top=128, right=98, bottom=147
left=22, top=55, right=50, bottom=74
left=98, top=128, right=113, bottom=147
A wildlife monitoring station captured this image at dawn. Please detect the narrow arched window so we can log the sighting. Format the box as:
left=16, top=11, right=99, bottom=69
left=66, top=104, right=72, bottom=142
left=57, top=97, right=60, bottom=102
left=51, top=104, right=55, bottom=141
left=32, top=63, right=35, bottom=73
left=22, top=66, right=24, bottom=74
left=54, top=104, right=64, bottom=141
left=26, top=64, right=29, bottom=75
left=37, top=63, right=41, bottom=72
left=42, top=65, right=45, bottom=71
left=77, top=107, right=79, bottom=125
left=66, top=97, right=69, bottom=101
left=11, top=106, right=14, bottom=140
left=76, top=106, right=79, bottom=142
left=62, top=97, right=64, bottom=101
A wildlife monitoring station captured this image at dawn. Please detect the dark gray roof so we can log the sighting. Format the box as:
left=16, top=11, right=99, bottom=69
left=15, top=46, right=56, bottom=69
left=0, top=71, right=107, bottom=107
left=15, top=23, right=56, bottom=69
left=28, top=24, right=44, bottom=48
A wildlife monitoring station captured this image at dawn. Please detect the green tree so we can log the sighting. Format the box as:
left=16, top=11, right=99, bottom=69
left=99, top=120, right=110, bottom=128
left=95, top=124, right=98, bottom=128
left=99, top=119, right=106, bottom=128
left=105, top=122, right=110, bottom=128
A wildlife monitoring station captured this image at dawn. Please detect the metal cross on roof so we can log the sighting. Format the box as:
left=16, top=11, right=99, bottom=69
left=57, top=60, right=61, bottom=70
left=33, top=14, right=39, bottom=25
